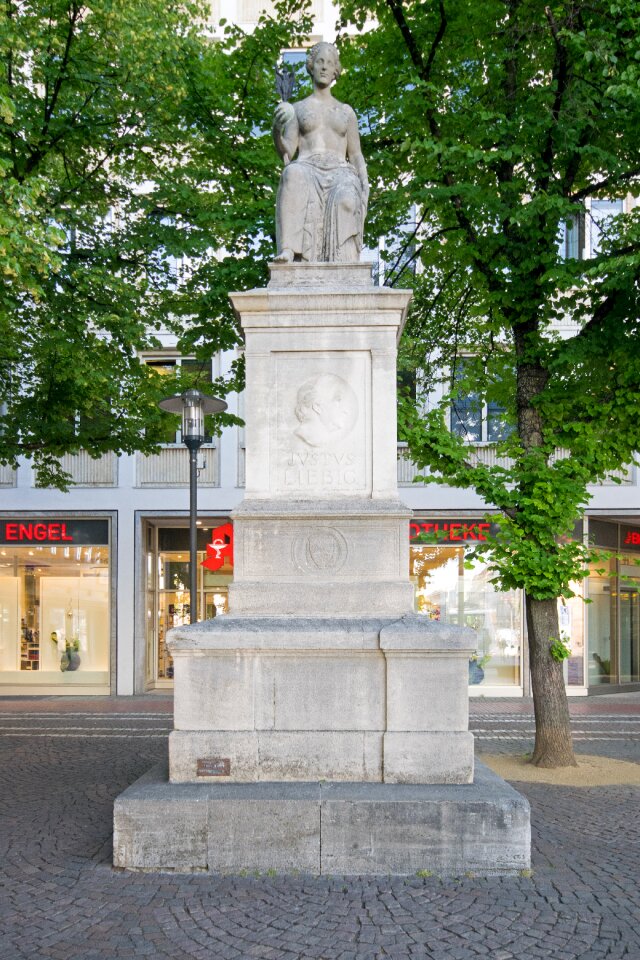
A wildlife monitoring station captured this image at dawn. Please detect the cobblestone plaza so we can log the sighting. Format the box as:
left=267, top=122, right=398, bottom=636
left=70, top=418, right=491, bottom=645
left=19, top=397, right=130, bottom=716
left=0, top=695, right=638, bottom=959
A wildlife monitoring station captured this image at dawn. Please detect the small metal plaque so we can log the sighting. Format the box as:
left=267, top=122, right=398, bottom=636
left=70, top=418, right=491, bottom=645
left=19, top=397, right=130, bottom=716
left=197, top=757, right=231, bottom=777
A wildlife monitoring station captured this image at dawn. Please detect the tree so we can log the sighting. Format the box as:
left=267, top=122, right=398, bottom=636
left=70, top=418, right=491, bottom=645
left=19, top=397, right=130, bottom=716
left=337, top=0, right=640, bottom=765
left=0, top=0, right=311, bottom=487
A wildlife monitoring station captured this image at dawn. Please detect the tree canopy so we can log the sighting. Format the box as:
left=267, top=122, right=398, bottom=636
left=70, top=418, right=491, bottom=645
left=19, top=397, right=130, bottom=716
left=336, top=0, right=640, bottom=764
left=0, top=0, right=311, bottom=487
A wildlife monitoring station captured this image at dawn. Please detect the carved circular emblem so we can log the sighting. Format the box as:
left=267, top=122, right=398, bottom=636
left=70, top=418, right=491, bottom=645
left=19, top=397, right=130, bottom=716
left=293, top=373, right=358, bottom=448
left=291, top=527, right=348, bottom=574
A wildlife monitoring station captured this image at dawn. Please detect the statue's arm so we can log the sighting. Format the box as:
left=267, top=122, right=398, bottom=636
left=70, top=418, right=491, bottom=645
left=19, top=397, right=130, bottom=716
left=346, top=107, right=369, bottom=202
left=273, top=102, right=299, bottom=165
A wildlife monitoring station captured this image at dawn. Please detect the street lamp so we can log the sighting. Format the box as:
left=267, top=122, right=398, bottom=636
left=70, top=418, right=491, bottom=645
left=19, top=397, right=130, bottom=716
left=158, top=388, right=227, bottom=624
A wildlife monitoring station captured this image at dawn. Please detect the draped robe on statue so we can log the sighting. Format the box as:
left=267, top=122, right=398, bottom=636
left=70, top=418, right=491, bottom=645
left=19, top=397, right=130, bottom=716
left=273, top=81, right=368, bottom=264
left=276, top=151, right=366, bottom=263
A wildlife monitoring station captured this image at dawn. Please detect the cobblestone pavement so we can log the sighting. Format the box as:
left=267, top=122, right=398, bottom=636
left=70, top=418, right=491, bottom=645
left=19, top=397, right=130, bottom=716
left=0, top=696, right=638, bottom=960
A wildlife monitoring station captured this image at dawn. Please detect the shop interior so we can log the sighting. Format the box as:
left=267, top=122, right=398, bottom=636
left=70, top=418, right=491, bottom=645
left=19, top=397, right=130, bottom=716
left=144, top=521, right=232, bottom=686
left=409, top=544, right=522, bottom=687
left=0, top=543, right=110, bottom=683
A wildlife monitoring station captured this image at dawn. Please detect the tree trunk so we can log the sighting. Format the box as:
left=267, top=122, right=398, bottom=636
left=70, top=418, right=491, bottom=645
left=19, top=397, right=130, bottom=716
left=526, top=594, right=577, bottom=767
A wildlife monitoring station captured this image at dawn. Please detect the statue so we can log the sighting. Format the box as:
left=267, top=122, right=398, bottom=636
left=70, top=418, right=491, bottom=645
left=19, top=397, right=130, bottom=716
left=272, top=42, right=369, bottom=264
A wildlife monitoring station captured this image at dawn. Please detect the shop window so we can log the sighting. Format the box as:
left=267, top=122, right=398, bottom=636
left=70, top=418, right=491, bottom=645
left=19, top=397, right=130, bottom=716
left=147, top=524, right=231, bottom=685
left=559, top=589, right=586, bottom=686
left=0, top=519, right=110, bottom=688
left=619, top=541, right=640, bottom=683
left=587, top=557, right=615, bottom=685
left=410, top=542, right=522, bottom=687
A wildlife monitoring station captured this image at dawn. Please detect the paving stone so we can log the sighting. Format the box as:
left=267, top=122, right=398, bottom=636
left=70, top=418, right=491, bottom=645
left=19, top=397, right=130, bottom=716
left=0, top=695, right=638, bottom=959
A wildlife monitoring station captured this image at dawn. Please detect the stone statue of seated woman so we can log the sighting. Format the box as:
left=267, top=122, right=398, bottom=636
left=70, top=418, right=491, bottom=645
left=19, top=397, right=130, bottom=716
left=272, top=42, right=369, bottom=264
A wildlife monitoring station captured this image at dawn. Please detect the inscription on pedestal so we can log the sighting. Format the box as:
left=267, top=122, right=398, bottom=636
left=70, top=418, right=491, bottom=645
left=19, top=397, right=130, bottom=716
left=274, top=352, right=371, bottom=496
left=197, top=757, right=231, bottom=777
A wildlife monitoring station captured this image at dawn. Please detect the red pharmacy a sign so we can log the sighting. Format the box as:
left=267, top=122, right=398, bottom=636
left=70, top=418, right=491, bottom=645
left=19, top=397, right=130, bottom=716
left=201, top=522, right=234, bottom=571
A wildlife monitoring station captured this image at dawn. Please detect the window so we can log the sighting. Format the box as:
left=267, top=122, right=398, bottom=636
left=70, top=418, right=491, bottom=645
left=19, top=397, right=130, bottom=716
left=557, top=210, right=586, bottom=260
left=449, top=359, right=511, bottom=443
left=0, top=518, right=111, bottom=688
left=144, top=356, right=214, bottom=444
left=144, top=356, right=212, bottom=385
left=589, top=199, right=624, bottom=257
left=151, top=215, right=191, bottom=290
left=411, top=542, right=522, bottom=687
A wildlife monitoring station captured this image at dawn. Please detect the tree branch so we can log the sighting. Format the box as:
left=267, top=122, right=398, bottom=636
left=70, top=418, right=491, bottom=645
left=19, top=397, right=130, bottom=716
left=539, top=4, right=571, bottom=192
left=571, top=165, right=640, bottom=202
left=42, top=2, right=80, bottom=133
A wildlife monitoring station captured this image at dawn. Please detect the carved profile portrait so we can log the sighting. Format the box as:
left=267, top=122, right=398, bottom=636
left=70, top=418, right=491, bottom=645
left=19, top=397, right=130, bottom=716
left=293, top=373, right=358, bottom=447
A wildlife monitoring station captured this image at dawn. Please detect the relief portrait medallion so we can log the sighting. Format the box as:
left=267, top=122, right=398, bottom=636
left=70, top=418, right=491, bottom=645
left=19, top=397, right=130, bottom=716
left=293, top=373, right=358, bottom=448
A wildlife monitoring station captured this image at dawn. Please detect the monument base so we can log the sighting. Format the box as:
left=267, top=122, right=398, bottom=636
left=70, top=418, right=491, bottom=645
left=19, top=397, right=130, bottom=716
left=113, top=761, right=530, bottom=876
left=167, top=614, right=476, bottom=785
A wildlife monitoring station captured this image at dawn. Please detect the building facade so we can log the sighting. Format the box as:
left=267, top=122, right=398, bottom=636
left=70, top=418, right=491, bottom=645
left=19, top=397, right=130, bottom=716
left=1, top=335, right=638, bottom=698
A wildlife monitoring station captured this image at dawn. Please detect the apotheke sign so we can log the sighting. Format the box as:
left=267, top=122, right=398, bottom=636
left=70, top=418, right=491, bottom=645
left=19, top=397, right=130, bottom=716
left=0, top=518, right=110, bottom=546
left=410, top=519, right=497, bottom=543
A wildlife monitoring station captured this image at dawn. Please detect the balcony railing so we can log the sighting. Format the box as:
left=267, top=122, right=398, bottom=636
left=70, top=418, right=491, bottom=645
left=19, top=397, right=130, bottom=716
left=397, top=443, right=634, bottom=486
left=57, top=451, right=118, bottom=487
left=136, top=445, right=219, bottom=487
left=237, top=0, right=322, bottom=21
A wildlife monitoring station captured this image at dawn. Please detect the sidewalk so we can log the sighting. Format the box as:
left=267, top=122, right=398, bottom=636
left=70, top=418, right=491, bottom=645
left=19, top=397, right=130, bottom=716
left=1, top=689, right=639, bottom=714
left=0, top=693, right=638, bottom=959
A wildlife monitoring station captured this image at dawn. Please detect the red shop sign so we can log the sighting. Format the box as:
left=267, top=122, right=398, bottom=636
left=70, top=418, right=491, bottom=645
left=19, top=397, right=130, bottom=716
left=410, top=521, right=492, bottom=543
left=0, top=518, right=109, bottom=546
left=201, top=522, right=234, bottom=571
left=3, top=522, right=74, bottom=542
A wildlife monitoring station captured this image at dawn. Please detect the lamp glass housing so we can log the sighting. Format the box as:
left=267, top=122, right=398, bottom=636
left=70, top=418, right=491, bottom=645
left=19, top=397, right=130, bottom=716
left=182, top=392, right=205, bottom=443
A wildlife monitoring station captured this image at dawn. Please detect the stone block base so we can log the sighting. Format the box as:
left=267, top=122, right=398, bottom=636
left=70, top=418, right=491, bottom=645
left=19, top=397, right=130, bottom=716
left=113, top=761, right=530, bottom=876
left=383, top=731, right=474, bottom=784
left=168, top=614, right=476, bottom=784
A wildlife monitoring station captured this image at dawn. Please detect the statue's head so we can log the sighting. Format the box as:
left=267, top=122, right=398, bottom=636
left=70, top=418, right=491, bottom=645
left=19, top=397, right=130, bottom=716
left=306, top=42, right=341, bottom=82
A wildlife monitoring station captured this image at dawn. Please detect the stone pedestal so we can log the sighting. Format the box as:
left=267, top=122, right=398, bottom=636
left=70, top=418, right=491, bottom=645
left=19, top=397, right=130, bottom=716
left=229, top=261, right=415, bottom=620
left=166, top=261, right=474, bottom=786
left=114, top=761, right=531, bottom=876
left=168, top=615, right=474, bottom=785
left=114, top=261, right=530, bottom=874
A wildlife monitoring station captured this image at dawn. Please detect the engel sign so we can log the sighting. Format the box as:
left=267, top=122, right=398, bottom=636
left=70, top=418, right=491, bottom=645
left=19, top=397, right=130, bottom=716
left=4, top=522, right=73, bottom=542
left=0, top=518, right=109, bottom=546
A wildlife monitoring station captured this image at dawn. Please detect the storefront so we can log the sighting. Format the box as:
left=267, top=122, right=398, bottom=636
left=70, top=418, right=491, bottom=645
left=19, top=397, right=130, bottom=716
left=0, top=516, right=113, bottom=694
left=587, top=519, right=640, bottom=689
left=16, top=510, right=627, bottom=697
left=141, top=514, right=528, bottom=695
left=143, top=519, right=233, bottom=687
left=409, top=518, right=525, bottom=695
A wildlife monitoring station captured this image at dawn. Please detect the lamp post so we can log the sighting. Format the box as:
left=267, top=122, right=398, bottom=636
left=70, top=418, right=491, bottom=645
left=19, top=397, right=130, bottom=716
left=158, top=389, right=227, bottom=624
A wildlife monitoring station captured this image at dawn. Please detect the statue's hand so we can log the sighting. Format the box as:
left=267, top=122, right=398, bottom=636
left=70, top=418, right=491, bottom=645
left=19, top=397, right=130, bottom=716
left=274, top=100, right=296, bottom=132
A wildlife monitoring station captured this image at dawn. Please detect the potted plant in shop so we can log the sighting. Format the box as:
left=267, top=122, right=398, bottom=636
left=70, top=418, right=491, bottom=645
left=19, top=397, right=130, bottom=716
left=51, top=632, right=81, bottom=672
left=469, top=651, right=490, bottom=685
